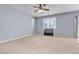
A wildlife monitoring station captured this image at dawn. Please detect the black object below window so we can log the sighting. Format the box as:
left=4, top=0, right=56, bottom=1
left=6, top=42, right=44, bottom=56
left=44, top=29, right=53, bottom=36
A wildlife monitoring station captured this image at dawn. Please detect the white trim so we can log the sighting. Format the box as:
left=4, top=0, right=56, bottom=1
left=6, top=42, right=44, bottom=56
left=0, top=34, right=32, bottom=44
left=55, top=35, right=74, bottom=38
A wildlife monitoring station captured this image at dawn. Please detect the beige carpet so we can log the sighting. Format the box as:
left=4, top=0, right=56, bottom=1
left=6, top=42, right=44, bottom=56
left=0, top=35, right=79, bottom=54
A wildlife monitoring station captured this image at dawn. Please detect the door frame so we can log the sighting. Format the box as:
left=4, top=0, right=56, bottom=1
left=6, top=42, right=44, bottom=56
left=74, top=16, right=78, bottom=38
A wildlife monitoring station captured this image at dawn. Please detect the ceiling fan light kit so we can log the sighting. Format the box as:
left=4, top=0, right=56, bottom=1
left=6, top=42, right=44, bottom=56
left=38, top=9, right=44, bottom=14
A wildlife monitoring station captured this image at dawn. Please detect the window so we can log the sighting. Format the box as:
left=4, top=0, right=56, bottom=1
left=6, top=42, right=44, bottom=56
left=43, top=17, right=56, bottom=29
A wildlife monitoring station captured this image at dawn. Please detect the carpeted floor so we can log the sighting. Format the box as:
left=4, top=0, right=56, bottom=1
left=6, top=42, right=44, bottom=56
left=0, top=35, right=79, bottom=54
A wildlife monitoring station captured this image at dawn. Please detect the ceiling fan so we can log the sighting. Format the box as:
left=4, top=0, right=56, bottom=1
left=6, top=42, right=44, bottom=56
left=33, top=4, right=49, bottom=14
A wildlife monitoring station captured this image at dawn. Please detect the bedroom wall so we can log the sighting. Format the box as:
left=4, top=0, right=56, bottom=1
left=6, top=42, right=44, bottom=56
left=35, top=18, right=43, bottom=35
left=35, top=11, right=79, bottom=37
left=0, top=5, right=33, bottom=42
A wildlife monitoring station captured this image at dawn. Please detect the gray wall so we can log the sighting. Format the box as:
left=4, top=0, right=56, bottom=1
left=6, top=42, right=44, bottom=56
left=0, top=5, right=33, bottom=42
left=35, top=18, right=43, bottom=35
left=35, top=11, right=79, bottom=37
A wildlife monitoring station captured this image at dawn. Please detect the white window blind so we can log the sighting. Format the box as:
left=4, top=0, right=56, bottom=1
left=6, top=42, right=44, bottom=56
left=43, top=17, right=56, bottom=29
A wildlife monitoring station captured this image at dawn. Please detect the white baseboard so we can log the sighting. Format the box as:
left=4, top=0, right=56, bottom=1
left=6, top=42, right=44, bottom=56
left=54, top=35, right=74, bottom=38
left=0, top=34, right=33, bottom=44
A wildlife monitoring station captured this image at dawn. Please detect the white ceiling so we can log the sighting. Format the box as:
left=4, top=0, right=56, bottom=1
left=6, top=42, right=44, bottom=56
left=7, top=4, right=79, bottom=17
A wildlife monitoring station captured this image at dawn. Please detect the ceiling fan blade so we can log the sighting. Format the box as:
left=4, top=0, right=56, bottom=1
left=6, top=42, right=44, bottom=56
left=43, top=4, right=46, bottom=6
left=33, top=6, right=39, bottom=8
left=43, top=9, right=49, bottom=11
left=39, top=4, right=42, bottom=7
left=39, top=4, right=42, bottom=8
left=34, top=10, right=38, bottom=12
